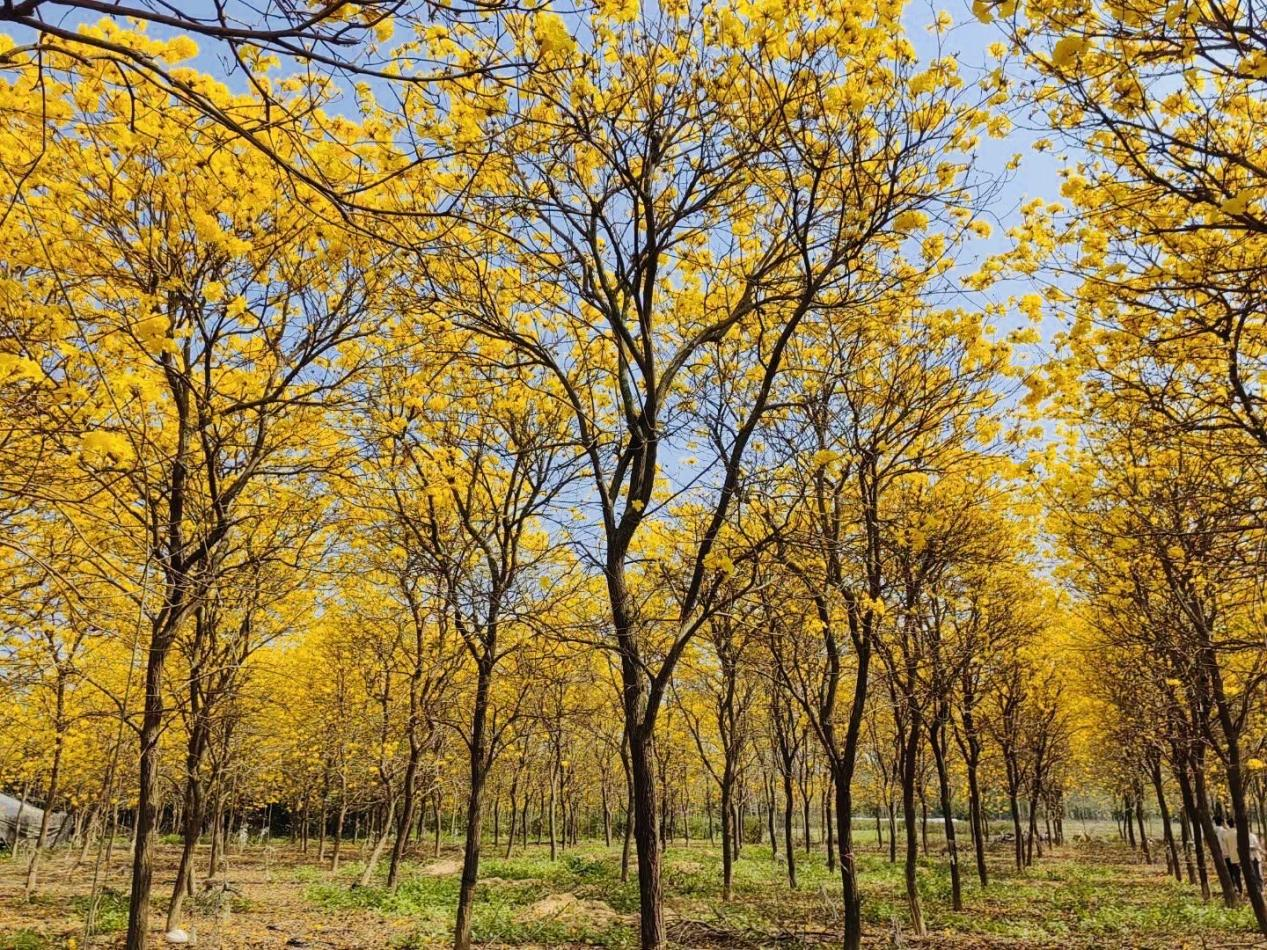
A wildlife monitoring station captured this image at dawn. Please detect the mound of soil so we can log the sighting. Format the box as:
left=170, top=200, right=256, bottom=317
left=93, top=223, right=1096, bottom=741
left=516, top=892, right=621, bottom=927
left=420, top=858, right=463, bottom=876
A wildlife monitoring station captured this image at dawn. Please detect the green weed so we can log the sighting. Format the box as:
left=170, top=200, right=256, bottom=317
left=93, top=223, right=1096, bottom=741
left=72, top=888, right=129, bottom=935
left=0, top=931, right=51, bottom=950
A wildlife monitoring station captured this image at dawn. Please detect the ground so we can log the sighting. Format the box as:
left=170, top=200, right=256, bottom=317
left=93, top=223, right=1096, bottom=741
left=0, top=830, right=1261, bottom=948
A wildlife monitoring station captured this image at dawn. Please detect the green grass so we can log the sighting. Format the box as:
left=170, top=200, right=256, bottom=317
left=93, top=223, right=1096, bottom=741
left=300, top=838, right=1259, bottom=947
left=0, top=931, right=51, bottom=950
left=71, top=887, right=130, bottom=935
left=308, top=852, right=634, bottom=947
left=945, top=847, right=1257, bottom=942
left=0, top=887, right=131, bottom=949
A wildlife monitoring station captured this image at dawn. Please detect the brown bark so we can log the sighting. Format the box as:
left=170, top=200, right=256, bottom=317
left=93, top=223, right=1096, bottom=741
left=454, top=660, right=493, bottom=950
left=930, top=712, right=962, bottom=911
left=899, top=721, right=925, bottom=935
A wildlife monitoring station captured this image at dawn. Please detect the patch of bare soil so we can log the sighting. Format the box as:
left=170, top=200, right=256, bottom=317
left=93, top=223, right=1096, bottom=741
left=419, top=858, right=462, bottom=876
left=0, top=843, right=413, bottom=949
left=670, top=861, right=706, bottom=875
left=515, top=892, right=620, bottom=927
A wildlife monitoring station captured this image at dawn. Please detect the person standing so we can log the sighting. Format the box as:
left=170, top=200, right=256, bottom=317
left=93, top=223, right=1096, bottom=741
left=1219, top=817, right=1244, bottom=895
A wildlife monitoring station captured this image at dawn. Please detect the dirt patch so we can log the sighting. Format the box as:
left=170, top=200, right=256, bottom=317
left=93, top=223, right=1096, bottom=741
left=0, top=844, right=415, bottom=948
left=515, top=892, right=620, bottom=927
left=671, top=860, right=706, bottom=874
left=419, top=858, right=462, bottom=876
left=478, top=876, right=526, bottom=888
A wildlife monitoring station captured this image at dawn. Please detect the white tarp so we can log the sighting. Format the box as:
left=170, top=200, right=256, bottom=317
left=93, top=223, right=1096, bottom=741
left=0, top=791, right=69, bottom=845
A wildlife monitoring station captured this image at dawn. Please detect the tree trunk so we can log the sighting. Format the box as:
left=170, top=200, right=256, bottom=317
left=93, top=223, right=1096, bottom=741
left=126, top=628, right=174, bottom=950
left=782, top=767, right=797, bottom=890
left=1134, top=791, right=1151, bottom=864
left=930, top=717, right=961, bottom=911
left=388, top=750, right=421, bottom=889
left=602, top=781, right=612, bottom=848
left=505, top=786, right=518, bottom=860
left=333, top=795, right=347, bottom=872
left=900, top=723, right=925, bottom=935
left=1177, top=790, right=1196, bottom=887
left=630, top=728, right=664, bottom=949
left=318, top=797, right=328, bottom=861
left=548, top=762, right=558, bottom=862
left=620, top=735, right=633, bottom=883
left=166, top=708, right=211, bottom=933
left=206, top=795, right=225, bottom=880
left=764, top=778, right=777, bottom=859
left=1024, top=800, right=1036, bottom=864
left=434, top=790, right=443, bottom=858
left=301, top=796, right=310, bottom=854
left=720, top=775, right=735, bottom=900
left=164, top=772, right=203, bottom=931
left=72, top=804, right=100, bottom=873
left=888, top=799, right=897, bottom=863
left=833, top=767, right=862, bottom=950
left=1124, top=794, right=1136, bottom=849
left=1026, top=792, right=1041, bottom=865
left=1226, top=753, right=1267, bottom=931
left=824, top=778, right=835, bottom=873
left=1192, top=765, right=1237, bottom=905
left=621, top=786, right=633, bottom=883
left=358, top=798, right=397, bottom=888
left=1150, top=763, right=1180, bottom=882
left=454, top=662, right=493, bottom=950
left=965, top=756, right=988, bottom=887
left=832, top=623, right=873, bottom=950
left=1213, top=686, right=1267, bottom=935
left=801, top=773, right=812, bottom=855
left=1008, top=781, right=1024, bottom=872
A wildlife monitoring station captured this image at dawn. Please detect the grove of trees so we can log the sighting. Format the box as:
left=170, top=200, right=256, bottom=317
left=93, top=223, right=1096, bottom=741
left=2, top=1, right=1267, bottom=949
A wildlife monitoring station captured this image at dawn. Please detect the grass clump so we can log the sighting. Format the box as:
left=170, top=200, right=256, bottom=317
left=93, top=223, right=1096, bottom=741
left=72, top=889, right=129, bottom=935
left=0, top=931, right=51, bottom=950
